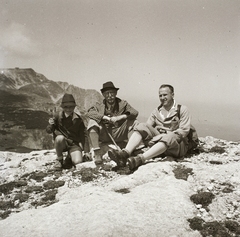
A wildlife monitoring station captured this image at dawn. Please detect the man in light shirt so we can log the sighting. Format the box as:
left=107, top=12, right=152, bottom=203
left=109, top=84, right=197, bottom=170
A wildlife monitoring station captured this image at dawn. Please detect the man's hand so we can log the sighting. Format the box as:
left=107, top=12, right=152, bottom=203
left=102, top=115, right=111, bottom=122
left=48, top=118, right=55, bottom=125
left=109, top=116, right=119, bottom=124
left=110, top=115, right=127, bottom=124
left=155, top=126, right=167, bottom=134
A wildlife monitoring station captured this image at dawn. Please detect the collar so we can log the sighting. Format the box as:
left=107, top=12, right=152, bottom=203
left=159, top=100, right=177, bottom=119
left=159, top=100, right=176, bottom=111
left=64, top=112, right=78, bottom=120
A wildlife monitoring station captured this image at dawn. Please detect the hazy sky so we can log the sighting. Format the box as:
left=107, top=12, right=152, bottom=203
left=0, top=0, right=239, bottom=140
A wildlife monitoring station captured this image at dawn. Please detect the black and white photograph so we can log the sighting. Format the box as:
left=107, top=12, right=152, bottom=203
left=0, top=1, right=239, bottom=236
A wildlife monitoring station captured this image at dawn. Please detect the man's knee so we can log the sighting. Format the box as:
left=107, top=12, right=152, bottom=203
left=161, top=132, right=179, bottom=145
left=55, top=135, right=65, bottom=143
left=127, top=119, right=139, bottom=131
left=88, top=125, right=100, bottom=134
left=87, top=119, right=100, bottom=131
left=88, top=126, right=101, bottom=149
left=134, top=123, right=151, bottom=139
left=69, top=146, right=83, bottom=164
left=54, top=135, right=67, bottom=152
left=71, top=151, right=83, bottom=165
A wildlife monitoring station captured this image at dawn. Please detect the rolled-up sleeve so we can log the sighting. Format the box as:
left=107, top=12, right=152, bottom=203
left=46, top=124, right=55, bottom=134
left=146, top=111, right=157, bottom=127
left=123, top=101, right=138, bottom=120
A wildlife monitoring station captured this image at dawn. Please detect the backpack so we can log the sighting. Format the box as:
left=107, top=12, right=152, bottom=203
left=177, top=104, right=199, bottom=151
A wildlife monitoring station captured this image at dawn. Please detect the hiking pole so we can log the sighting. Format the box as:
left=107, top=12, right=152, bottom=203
left=102, top=123, right=121, bottom=151
left=51, top=107, right=70, bottom=139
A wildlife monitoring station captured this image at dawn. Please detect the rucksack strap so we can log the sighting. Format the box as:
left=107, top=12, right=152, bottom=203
left=177, top=104, right=181, bottom=119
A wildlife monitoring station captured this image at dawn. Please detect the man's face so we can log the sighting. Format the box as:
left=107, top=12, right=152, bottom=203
left=103, top=89, right=117, bottom=105
left=159, top=87, right=174, bottom=107
left=62, top=102, right=75, bottom=115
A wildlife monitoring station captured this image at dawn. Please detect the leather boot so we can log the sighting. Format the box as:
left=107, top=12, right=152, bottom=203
left=62, top=153, right=73, bottom=169
left=108, top=149, right=129, bottom=167
left=127, top=155, right=144, bottom=170
left=53, top=157, right=63, bottom=170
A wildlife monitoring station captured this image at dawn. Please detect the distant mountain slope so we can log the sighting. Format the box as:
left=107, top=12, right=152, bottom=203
left=0, top=68, right=102, bottom=110
left=0, top=68, right=103, bottom=151
left=0, top=68, right=48, bottom=89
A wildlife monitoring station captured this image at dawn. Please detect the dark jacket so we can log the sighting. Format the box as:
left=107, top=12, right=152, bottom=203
left=87, top=97, right=138, bottom=124
left=46, top=111, right=85, bottom=146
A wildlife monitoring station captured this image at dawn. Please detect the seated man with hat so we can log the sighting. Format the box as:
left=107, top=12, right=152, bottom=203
left=46, top=93, right=85, bottom=169
left=87, top=81, right=139, bottom=164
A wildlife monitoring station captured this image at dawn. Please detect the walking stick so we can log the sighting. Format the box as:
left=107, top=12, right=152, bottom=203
left=102, top=123, right=121, bottom=151
left=51, top=107, right=72, bottom=141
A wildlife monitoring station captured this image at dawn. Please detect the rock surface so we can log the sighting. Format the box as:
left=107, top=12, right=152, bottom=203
left=0, top=136, right=240, bottom=237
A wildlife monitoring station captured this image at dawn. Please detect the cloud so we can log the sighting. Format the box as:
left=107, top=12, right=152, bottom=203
left=0, top=22, right=41, bottom=57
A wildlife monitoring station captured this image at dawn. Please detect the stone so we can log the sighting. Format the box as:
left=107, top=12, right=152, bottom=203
left=0, top=137, right=239, bottom=237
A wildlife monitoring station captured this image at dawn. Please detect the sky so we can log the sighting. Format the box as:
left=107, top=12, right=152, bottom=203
left=0, top=0, right=239, bottom=141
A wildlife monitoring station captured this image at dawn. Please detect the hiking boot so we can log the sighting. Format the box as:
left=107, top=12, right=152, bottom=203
left=62, top=154, right=73, bottom=169
left=127, top=155, right=144, bottom=170
left=108, top=149, right=129, bottom=167
left=93, top=148, right=103, bottom=165
left=53, top=159, right=63, bottom=170
left=82, top=152, right=92, bottom=162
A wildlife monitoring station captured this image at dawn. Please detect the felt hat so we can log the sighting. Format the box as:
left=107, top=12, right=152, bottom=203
left=100, top=81, right=119, bottom=93
left=61, top=93, right=76, bottom=106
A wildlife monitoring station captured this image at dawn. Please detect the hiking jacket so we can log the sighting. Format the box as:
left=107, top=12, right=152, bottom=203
left=146, top=103, right=191, bottom=140
left=46, top=111, right=85, bottom=146
left=87, top=97, right=138, bottom=124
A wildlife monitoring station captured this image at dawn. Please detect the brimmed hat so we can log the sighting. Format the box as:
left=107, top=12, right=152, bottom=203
left=61, top=93, right=76, bottom=106
left=100, top=81, right=119, bottom=93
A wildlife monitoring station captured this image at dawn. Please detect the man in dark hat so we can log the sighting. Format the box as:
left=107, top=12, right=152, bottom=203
left=46, top=93, right=85, bottom=169
left=87, top=81, right=139, bottom=164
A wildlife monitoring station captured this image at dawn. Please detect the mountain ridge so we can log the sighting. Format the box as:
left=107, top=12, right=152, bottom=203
left=0, top=67, right=103, bottom=151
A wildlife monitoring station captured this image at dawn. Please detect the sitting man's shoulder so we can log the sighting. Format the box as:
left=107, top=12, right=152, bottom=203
left=177, top=104, right=189, bottom=111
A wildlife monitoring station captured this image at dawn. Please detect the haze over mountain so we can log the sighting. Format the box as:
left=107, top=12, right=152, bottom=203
left=0, top=68, right=102, bottom=152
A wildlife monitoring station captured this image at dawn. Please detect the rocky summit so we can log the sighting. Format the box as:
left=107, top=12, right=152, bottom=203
left=0, top=136, right=240, bottom=237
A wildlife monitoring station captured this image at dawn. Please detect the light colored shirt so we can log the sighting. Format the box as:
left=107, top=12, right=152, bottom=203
left=159, top=100, right=176, bottom=120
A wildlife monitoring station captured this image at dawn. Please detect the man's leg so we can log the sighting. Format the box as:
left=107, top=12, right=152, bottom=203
left=88, top=126, right=103, bottom=164
left=59, top=144, right=83, bottom=169
left=128, top=132, right=184, bottom=170
left=70, top=150, right=83, bottom=165
left=108, top=131, right=143, bottom=167
left=142, top=142, right=167, bottom=161
left=111, top=119, right=138, bottom=143
left=109, top=122, right=159, bottom=166
left=54, top=135, right=67, bottom=168
left=125, top=131, right=143, bottom=154
left=127, top=142, right=167, bottom=170
left=55, top=135, right=67, bottom=160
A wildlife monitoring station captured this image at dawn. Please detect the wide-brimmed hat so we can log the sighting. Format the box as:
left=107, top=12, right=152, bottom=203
left=61, top=93, right=76, bottom=106
left=100, top=81, right=119, bottom=93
